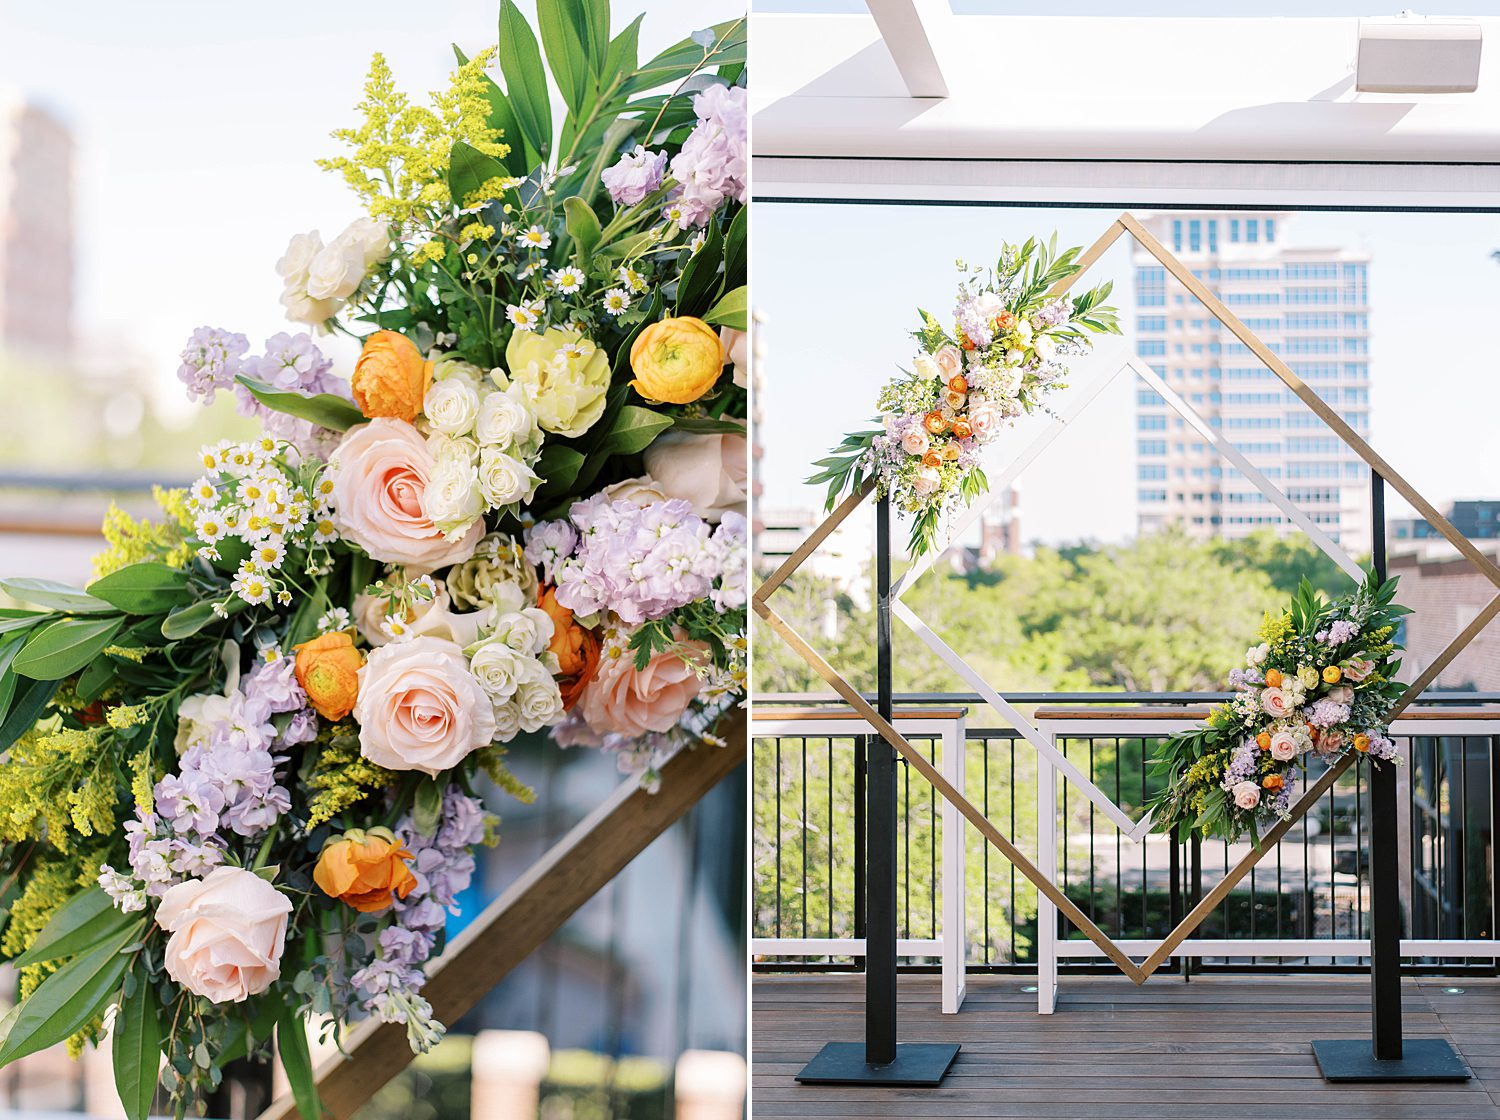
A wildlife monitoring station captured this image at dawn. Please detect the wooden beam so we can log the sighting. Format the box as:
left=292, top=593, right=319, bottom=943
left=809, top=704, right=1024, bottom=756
left=863, top=0, right=951, bottom=98
left=255, top=712, right=746, bottom=1120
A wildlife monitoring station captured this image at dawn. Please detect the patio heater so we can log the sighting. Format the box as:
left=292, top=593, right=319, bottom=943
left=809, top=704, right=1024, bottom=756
left=1311, top=474, right=1470, bottom=1082
left=795, top=497, right=961, bottom=1086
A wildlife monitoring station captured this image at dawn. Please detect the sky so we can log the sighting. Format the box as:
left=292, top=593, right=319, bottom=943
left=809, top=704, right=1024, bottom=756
left=755, top=1, right=1500, bottom=13
left=0, top=0, right=741, bottom=425
left=754, top=202, right=1500, bottom=549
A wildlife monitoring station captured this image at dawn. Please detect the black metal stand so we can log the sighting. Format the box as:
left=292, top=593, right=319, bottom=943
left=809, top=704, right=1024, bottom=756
left=796, top=498, right=961, bottom=1087
left=1313, top=474, right=1470, bottom=1083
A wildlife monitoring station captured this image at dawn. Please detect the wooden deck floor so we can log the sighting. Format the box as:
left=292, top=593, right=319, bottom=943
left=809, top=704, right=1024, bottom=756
left=753, top=973, right=1500, bottom=1118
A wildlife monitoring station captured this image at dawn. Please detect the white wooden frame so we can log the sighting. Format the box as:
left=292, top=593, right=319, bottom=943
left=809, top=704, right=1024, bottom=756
left=750, top=713, right=968, bottom=1013
left=1032, top=711, right=1500, bottom=1015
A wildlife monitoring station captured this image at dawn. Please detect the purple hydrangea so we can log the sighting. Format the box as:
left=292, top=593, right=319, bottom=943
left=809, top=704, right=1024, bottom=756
left=178, top=326, right=249, bottom=403
left=666, top=84, right=746, bottom=228
left=602, top=145, right=668, bottom=207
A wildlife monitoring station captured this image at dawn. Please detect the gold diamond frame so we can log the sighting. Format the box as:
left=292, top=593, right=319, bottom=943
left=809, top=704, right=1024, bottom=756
left=753, top=211, right=1500, bottom=984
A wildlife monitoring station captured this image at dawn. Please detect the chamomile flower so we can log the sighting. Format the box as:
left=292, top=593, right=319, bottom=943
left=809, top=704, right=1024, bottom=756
left=618, top=265, right=648, bottom=294
left=312, top=514, right=338, bottom=544
left=506, top=302, right=543, bottom=331
left=251, top=539, right=287, bottom=569
left=198, top=441, right=230, bottom=472
left=517, top=262, right=540, bottom=281
left=603, top=288, right=631, bottom=316
left=276, top=589, right=294, bottom=606
left=548, top=266, right=585, bottom=294
left=231, top=564, right=271, bottom=606
left=662, top=203, right=686, bottom=228
left=190, top=477, right=218, bottom=506
left=516, top=225, right=552, bottom=250
left=195, top=514, right=227, bottom=544
left=688, top=230, right=707, bottom=254
left=317, top=607, right=352, bottom=634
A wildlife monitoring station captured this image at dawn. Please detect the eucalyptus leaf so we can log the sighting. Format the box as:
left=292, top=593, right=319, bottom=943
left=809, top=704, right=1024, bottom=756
left=234, top=376, right=364, bottom=433
left=13, top=615, right=125, bottom=681
left=86, top=562, right=193, bottom=616
left=0, top=578, right=111, bottom=614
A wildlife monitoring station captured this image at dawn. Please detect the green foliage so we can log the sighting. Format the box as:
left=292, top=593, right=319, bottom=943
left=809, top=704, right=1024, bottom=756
left=234, top=377, right=365, bottom=433
left=112, top=962, right=163, bottom=1120
left=86, top=563, right=193, bottom=615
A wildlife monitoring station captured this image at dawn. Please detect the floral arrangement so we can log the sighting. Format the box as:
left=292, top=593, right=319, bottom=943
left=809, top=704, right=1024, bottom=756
left=0, top=4, right=746, bottom=1117
left=1145, top=577, right=1408, bottom=844
left=813, top=237, right=1118, bottom=557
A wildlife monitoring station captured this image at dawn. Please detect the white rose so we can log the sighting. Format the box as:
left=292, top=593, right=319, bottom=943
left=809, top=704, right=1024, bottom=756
left=432, top=354, right=486, bottom=391
left=488, top=607, right=555, bottom=656
left=276, top=231, right=323, bottom=288
left=1005, top=347, right=1025, bottom=366
left=468, top=640, right=525, bottom=703
left=599, top=475, right=670, bottom=507
left=477, top=448, right=541, bottom=509
left=1269, top=731, right=1299, bottom=761
left=913, top=354, right=941, bottom=380
left=492, top=699, right=523, bottom=740
left=475, top=387, right=534, bottom=450
left=1246, top=643, right=1269, bottom=667
left=900, top=428, right=929, bottom=457
left=424, top=378, right=480, bottom=436
left=158, top=867, right=292, bottom=1004
left=912, top=466, right=941, bottom=497
left=421, top=457, right=483, bottom=538
left=1232, top=781, right=1262, bottom=811
left=280, top=287, right=338, bottom=327
left=304, top=237, right=367, bottom=301
left=1033, top=333, right=1058, bottom=362
left=428, top=433, right=479, bottom=468
left=341, top=216, right=391, bottom=267
left=515, top=660, right=565, bottom=732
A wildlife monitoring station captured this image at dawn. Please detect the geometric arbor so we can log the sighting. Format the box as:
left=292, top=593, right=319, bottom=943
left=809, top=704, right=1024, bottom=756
left=754, top=212, right=1500, bottom=1076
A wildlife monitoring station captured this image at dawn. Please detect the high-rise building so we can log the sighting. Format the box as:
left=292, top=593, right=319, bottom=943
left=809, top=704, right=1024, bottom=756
left=0, top=95, right=74, bottom=357
left=1132, top=212, right=1371, bottom=546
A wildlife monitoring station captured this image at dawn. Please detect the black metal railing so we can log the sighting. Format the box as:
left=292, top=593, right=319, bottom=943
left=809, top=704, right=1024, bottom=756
left=751, top=692, right=1500, bottom=977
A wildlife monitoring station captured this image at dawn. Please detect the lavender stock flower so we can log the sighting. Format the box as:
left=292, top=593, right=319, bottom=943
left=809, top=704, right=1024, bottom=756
left=178, top=326, right=249, bottom=404
left=602, top=145, right=667, bottom=206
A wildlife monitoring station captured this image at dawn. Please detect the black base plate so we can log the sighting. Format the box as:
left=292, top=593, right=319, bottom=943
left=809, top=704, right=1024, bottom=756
left=1313, top=1038, right=1472, bottom=1081
left=795, top=1042, right=961, bottom=1086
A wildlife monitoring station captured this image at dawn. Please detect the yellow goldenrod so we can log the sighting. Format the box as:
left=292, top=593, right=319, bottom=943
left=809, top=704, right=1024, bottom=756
left=93, top=487, right=193, bottom=580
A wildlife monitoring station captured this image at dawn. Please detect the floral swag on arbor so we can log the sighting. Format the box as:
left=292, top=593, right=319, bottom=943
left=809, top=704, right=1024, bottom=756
left=0, top=4, right=746, bottom=1118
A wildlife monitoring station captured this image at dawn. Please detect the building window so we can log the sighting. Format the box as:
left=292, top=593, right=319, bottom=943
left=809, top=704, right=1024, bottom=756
left=1138, top=440, right=1167, bottom=456
left=1173, top=220, right=1183, bottom=251
left=1137, top=339, right=1167, bottom=356
left=1230, top=218, right=1240, bottom=242
left=1247, top=219, right=1260, bottom=243
left=1189, top=219, right=1202, bottom=252
left=1208, top=220, right=1218, bottom=253
left=1137, top=315, right=1166, bottom=332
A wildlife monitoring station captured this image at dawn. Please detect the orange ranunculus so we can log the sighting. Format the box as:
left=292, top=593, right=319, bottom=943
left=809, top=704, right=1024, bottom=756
left=948, top=374, right=968, bottom=394
left=921, top=450, right=943, bottom=469
left=313, top=828, right=417, bottom=913
left=1262, top=773, right=1284, bottom=791
left=1256, top=731, right=1272, bottom=751
left=995, top=310, right=1017, bottom=331
left=959, top=332, right=975, bottom=351
left=351, top=330, right=432, bottom=422
left=629, top=316, right=725, bottom=404
left=1353, top=734, right=1371, bottom=753
left=294, top=631, right=365, bottom=722
left=1322, top=665, right=1342, bottom=684
left=951, top=418, right=973, bottom=440
left=923, top=410, right=949, bottom=435
left=1263, top=668, right=1283, bottom=688
left=538, top=585, right=601, bottom=711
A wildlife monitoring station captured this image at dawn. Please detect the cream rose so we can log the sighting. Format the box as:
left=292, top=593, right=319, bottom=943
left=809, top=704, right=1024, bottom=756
left=579, top=641, right=706, bottom=738
left=331, top=419, right=483, bottom=569
left=1232, top=781, right=1262, bottom=811
left=424, top=378, right=480, bottom=436
left=305, top=236, right=367, bottom=301
left=422, top=456, right=483, bottom=538
left=1259, top=687, right=1293, bottom=719
left=353, top=580, right=495, bottom=649
left=354, top=636, right=497, bottom=775
left=157, top=867, right=292, bottom=1004
left=913, top=354, right=941, bottom=381
left=514, top=658, right=565, bottom=732
left=477, top=448, right=541, bottom=509
left=276, top=231, right=323, bottom=289
left=468, top=640, right=525, bottom=704
left=642, top=430, right=748, bottom=523
left=341, top=216, right=391, bottom=268
left=934, top=345, right=963, bottom=378
left=474, top=386, right=538, bottom=453
left=599, top=476, right=670, bottom=507
left=900, top=427, right=929, bottom=457
left=912, top=466, right=941, bottom=497
left=1269, top=731, right=1299, bottom=762
left=721, top=326, right=748, bottom=390
left=432, top=354, right=487, bottom=392
left=1033, top=333, right=1058, bottom=362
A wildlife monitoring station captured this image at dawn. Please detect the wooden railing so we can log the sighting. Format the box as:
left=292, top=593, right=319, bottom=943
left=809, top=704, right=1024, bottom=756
left=256, top=710, right=746, bottom=1120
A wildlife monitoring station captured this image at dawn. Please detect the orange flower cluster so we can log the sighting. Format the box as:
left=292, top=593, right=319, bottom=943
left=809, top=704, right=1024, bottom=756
left=538, top=585, right=601, bottom=710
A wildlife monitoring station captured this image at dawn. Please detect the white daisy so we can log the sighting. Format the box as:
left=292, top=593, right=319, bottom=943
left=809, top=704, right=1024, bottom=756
left=195, top=515, right=226, bottom=544
left=516, top=225, right=552, bottom=250
left=231, top=566, right=271, bottom=607
left=618, top=265, right=648, bottom=294
left=662, top=203, right=686, bottom=228
left=312, top=515, right=338, bottom=544
left=688, top=230, right=707, bottom=254
left=603, top=288, right=631, bottom=316
left=252, top=540, right=287, bottom=569
left=317, top=607, right=353, bottom=634
left=506, top=301, right=545, bottom=331
left=190, top=477, right=218, bottom=505
left=548, top=266, right=585, bottom=294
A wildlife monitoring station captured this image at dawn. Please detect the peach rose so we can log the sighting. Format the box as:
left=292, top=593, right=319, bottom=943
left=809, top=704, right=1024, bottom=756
left=642, top=429, right=748, bottom=523
left=294, top=631, right=364, bottom=721
left=351, top=330, right=431, bottom=422
left=933, top=345, right=962, bottom=378
left=1232, top=780, right=1262, bottom=811
left=331, top=418, right=483, bottom=569
left=157, top=867, right=292, bottom=1004
left=900, top=427, right=929, bottom=457
left=538, top=586, right=601, bottom=711
left=1259, top=687, right=1293, bottom=719
left=579, top=641, right=706, bottom=738
left=1343, top=657, right=1376, bottom=682
left=911, top=466, right=941, bottom=497
left=1269, top=731, right=1299, bottom=761
left=313, top=828, right=418, bottom=913
left=1326, top=685, right=1355, bottom=706
left=353, top=636, right=496, bottom=775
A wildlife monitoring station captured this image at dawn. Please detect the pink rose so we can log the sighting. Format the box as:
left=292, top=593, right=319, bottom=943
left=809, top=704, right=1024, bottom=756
left=1269, top=731, right=1299, bottom=761
left=720, top=326, right=748, bottom=389
left=1232, top=781, right=1262, bottom=810
left=933, top=345, right=963, bottom=378
left=1319, top=729, right=1345, bottom=753
left=579, top=641, right=706, bottom=738
left=643, top=429, right=748, bottom=523
left=331, top=418, right=483, bottom=570
left=1259, top=687, right=1293, bottom=719
left=1343, top=658, right=1375, bottom=682
left=354, top=635, right=496, bottom=775
left=900, top=427, right=929, bottom=457
left=967, top=401, right=1003, bottom=442
left=1326, top=685, right=1355, bottom=706
left=911, top=466, right=941, bottom=497
left=157, top=867, right=292, bottom=1004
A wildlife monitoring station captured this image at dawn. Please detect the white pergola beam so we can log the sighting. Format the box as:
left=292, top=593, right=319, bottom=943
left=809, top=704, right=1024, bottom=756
left=864, top=0, right=950, bottom=98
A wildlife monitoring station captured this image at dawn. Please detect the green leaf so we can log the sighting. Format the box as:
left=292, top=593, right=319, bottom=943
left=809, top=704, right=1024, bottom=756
left=603, top=13, right=643, bottom=79
left=670, top=416, right=746, bottom=435
left=595, top=406, right=673, bottom=456
left=0, top=678, right=57, bottom=750
left=563, top=196, right=602, bottom=258
left=626, top=19, right=747, bottom=94
left=722, top=204, right=747, bottom=288
left=0, top=633, right=26, bottom=719
left=75, top=655, right=118, bottom=703
left=675, top=218, right=724, bottom=317
left=13, top=615, right=124, bottom=681
left=0, top=612, right=51, bottom=637
left=455, top=46, right=535, bottom=176
left=532, top=445, right=586, bottom=504
left=112, top=962, right=161, bottom=1120
left=413, top=779, right=444, bottom=837
left=86, top=563, right=193, bottom=616
left=537, top=0, right=592, bottom=118
left=12, top=887, right=133, bottom=969
left=0, top=922, right=140, bottom=1067
left=497, top=0, right=553, bottom=160
left=277, top=1009, right=322, bottom=1120
left=161, top=597, right=248, bottom=641
left=234, top=377, right=364, bottom=433
left=703, top=285, right=747, bottom=331
left=0, top=579, right=111, bottom=614
left=447, top=140, right=510, bottom=210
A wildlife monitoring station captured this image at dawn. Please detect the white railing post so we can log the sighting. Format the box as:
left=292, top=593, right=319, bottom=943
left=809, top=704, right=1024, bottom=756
left=941, top=713, right=967, bottom=1014
left=1036, top=744, right=1058, bottom=1015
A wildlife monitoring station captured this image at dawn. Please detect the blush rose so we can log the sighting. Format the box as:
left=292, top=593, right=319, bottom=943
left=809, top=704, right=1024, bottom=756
left=157, top=866, right=293, bottom=1004
left=354, top=635, right=497, bottom=775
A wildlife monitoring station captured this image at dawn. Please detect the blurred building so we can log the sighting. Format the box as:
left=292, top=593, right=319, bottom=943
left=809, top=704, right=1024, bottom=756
left=947, top=485, right=1021, bottom=572
left=0, top=94, right=73, bottom=357
left=1392, top=500, right=1500, bottom=545
left=1390, top=541, right=1500, bottom=692
left=1132, top=211, right=1371, bottom=547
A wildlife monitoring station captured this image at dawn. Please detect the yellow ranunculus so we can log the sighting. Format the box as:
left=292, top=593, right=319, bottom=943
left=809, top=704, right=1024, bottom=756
left=629, top=317, right=725, bottom=405
left=505, top=327, right=610, bottom=438
left=351, top=330, right=431, bottom=422
left=1322, top=665, right=1342, bottom=684
left=293, top=631, right=365, bottom=722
